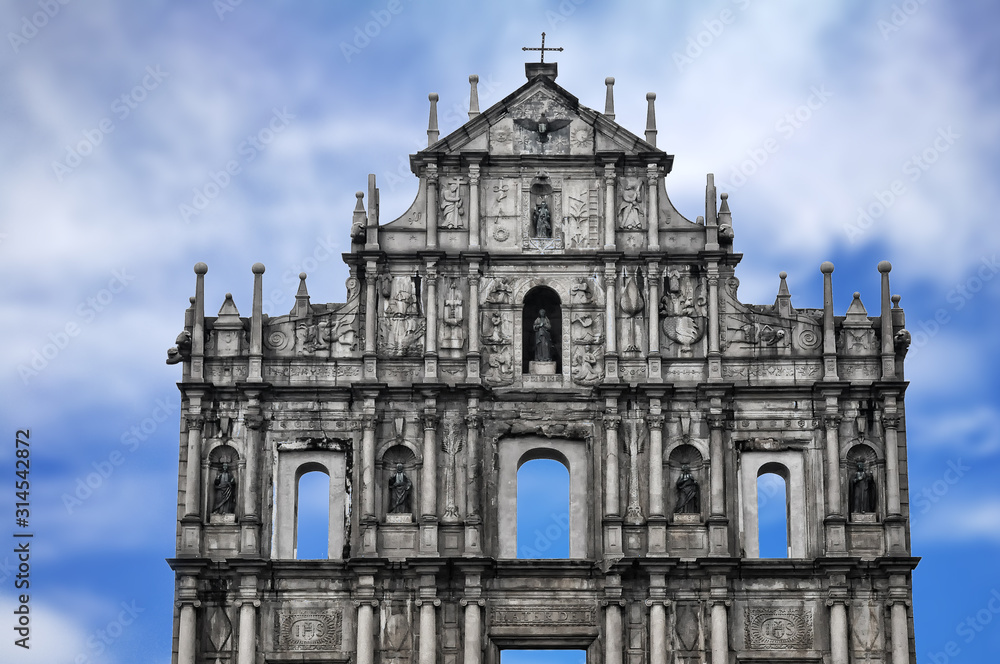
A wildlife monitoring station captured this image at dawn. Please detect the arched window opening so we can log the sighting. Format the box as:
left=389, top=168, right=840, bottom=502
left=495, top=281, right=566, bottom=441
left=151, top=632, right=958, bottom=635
left=295, top=470, right=330, bottom=560
left=516, top=458, right=570, bottom=559
left=522, top=286, right=562, bottom=374
left=757, top=471, right=789, bottom=558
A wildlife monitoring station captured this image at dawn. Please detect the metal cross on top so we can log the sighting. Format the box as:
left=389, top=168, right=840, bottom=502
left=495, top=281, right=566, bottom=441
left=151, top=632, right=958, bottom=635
left=522, top=32, right=563, bottom=63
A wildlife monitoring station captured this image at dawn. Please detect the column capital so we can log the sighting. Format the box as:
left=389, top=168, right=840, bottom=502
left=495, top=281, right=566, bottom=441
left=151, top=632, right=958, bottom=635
left=185, top=415, right=205, bottom=429
left=354, top=599, right=380, bottom=608
left=707, top=413, right=726, bottom=429
left=459, top=598, right=486, bottom=607
left=234, top=599, right=262, bottom=608
left=415, top=598, right=442, bottom=608
left=176, top=599, right=202, bottom=609
left=244, top=413, right=266, bottom=431
left=464, top=414, right=481, bottom=429
left=600, top=599, right=626, bottom=608
left=883, top=415, right=900, bottom=429
left=647, top=414, right=665, bottom=428
left=707, top=275, right=719, bottom=287
left=886, top=597, right=910, bottom=608
left=603, top=414, right=621, bottom=429
left=422, top=413, right=440, bottom=430
left=425, top=164, right=439, bottom=184
left=646, top=164, right=660, bottom=184
left=644, top=598, right=671, bottom=607
left=823, top=414, right=843, bottom=428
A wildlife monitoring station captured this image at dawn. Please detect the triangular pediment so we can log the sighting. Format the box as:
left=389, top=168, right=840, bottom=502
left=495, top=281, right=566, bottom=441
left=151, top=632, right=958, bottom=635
left=419, top=74, right=664, bottom=159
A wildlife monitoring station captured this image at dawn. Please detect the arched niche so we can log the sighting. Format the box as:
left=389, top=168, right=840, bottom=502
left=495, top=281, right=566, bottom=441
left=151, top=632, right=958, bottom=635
left=740, top=451, right=807, bottom=558
left=521, top=285, right=563, bottom=373
left=846, top=443, right=881, bottom=518
left=497, top=437, right=588, bottom=559
left=667, top=444, right=705, bottom=519
left=207, top=443, right=240, bottom=520
left=378, top=444, right=418, bottom=519
left=529, top=177, right=554, bottom=238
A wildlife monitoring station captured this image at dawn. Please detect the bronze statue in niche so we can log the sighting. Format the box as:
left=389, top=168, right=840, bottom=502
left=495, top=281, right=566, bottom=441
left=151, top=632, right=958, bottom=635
left=212, top=461, right=237, bottom=514
left=533, top=309, right=554, bottom=361
left=674, top=463, right=701, bottom=514
left=850, top=460, right=877, bottom=513
left=388, top=463, right=413, bottom=514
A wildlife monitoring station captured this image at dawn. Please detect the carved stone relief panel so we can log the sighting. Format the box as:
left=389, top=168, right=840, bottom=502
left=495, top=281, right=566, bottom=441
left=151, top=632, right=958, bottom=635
left=377, top=274, right=425, bottom=357
left=489, top=118, right=515, bottom=155
left=617, top=176, right=645, bottom=230
left=275, top=608, right=343, bottom=652
left=744, top=607, right=814, bottom=650
left=509, top=89, right=573, bottom=155
left=438, top=177, right=466, bottom=229
left=569, top=118, right=594, bottom=155
left=660, top=267, right=707, bottom=358
left=481, top=310, right=513, bottom=386
left=563, top=179, right=599, bottom=250
left=570, top=312, right=604, bottom=386
left=483, top=178, right=519, bottom=251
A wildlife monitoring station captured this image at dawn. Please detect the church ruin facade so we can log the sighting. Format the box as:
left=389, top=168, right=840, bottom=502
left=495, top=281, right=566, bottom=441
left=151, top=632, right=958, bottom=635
left=167, top=58, right=919, bottom=664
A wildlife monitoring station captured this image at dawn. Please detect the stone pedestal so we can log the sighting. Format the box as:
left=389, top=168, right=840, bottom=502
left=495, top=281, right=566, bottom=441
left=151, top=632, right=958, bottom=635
left=528, top=360, right=556, bottom=375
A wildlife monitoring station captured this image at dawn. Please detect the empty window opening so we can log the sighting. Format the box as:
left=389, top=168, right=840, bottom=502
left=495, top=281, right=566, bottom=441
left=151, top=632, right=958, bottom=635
left=502, top=650, right=586, bottom=664
left=757, top=472, right=789, bottom=558
left=295, top=470, right=330, bottom=559
left=516, top=458, right=570, bottom=559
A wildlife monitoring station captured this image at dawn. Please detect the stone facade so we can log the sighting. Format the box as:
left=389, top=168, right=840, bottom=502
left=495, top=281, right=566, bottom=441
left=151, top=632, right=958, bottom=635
left=167, top=61, right=918, bottom=664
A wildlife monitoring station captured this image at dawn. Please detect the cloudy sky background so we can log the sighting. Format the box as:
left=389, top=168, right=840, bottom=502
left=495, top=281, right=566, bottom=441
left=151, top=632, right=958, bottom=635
left=1, top=1, right=998, bottom=662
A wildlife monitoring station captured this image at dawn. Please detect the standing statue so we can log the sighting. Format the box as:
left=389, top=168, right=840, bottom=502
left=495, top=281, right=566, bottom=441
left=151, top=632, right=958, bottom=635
left=849, top=460, right=877, bottom=513
left=533, top=309, right=554, bottom=362
left=533, top=201, right=552, bottom=238
left=440, top=179, right=464, bottom=228
left=212, top=461, right=237, bottom=515
left=388, top=463, right=413, bottom=514
left=674, top=463, right=700, bottom=514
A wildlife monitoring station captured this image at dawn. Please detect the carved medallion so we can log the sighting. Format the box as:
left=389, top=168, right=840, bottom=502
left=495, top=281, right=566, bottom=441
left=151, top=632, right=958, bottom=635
left=744, top=608, right=813, bottom=650
left=276, top=609, right=343, bottom=651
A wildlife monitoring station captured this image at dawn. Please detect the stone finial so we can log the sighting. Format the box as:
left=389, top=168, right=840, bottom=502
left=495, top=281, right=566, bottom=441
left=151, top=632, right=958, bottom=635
left=706, top=173, right=717, bottom=227
left=250, top=263, right=264, bottom=380
left=468, top=75, right=480, bottom=119
left=645, top=92, right=657, bottom=146
left=604, top=77, right=616, bottom=120
left=820, top=261, right=837, bottom=379
left=777, top=271, right=790, bottom=298
left=191, top=262, right=208, bottom=380
left=878, top=261, right=895, bottom=378
left=427, top=93, right=439, bottom=146
left=215, top=293, right=241, bottom=327
left=292, top=272, right=311, bottom=318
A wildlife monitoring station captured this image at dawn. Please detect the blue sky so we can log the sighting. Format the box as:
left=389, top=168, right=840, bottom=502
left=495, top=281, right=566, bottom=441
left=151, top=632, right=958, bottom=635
left=1, top=1, right=998, bottom=662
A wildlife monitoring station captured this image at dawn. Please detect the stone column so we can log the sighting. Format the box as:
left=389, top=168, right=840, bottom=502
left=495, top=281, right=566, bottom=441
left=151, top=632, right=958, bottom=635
left=243, top=409, right=263, bottom=519
left=462, top=599, right=484, bottom=664
left=364, top=265, right=378, bottom=355
left=426, top=165, right=439, bottom=249
left=424, top=264, right=438, bottom=355
left=647, top=414, right=665, bottom=516
left=708, top=414, right=725, bottom=516
left=647, top=261, right=660, bottom=355
left=356, top=600, right=376, bottom=664
left=603, top=414, right=621, bottom=517
left=176, top=601, right=199, bottom=664
left=710, top=601, right=729, bottom=664
left=828, top=598, right=849, bottom=664
left=647, top=164, right=659, bottom=250
left=825, top=414, right=843, bottom=516
left=647, top=599, right=668, bottom=664
left=469, top=163, right=481, bottom=249
left=707, top=268, right=721, bottom=380
left=464, top=411, right=482, bottom=555
left=421, top=412, right=439, bottom=519
left=236, top=599, right=260, bottom=664
left=884, top=414, right=902, bottom=516
left=605, top=263, right=617, bottom=353
left=361, top=416, right=377, bottom=520
left=604, top=601, right=624, bottom=664
left=890, top=599, right=910, bottom=664
left=418, top=599, right=440, bottom=664
left=183, top=415, right=204, bottom=518
left=603, top=163, right=617, bottom=250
